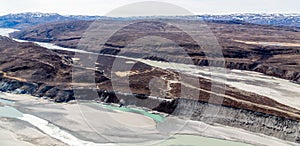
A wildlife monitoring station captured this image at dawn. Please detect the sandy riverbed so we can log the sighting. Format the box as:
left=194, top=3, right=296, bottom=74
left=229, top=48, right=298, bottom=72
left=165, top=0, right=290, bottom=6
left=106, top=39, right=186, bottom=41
left=0, top=27, right=300, bottom=145
left=0, top=92, right=298, bottom=146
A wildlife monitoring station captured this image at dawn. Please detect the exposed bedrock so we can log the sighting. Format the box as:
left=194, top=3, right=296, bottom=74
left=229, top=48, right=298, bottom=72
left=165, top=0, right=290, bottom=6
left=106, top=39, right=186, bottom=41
left=119, top=95, right=300, bottom=143
left=0, top=78, right=74, bottom=102
left=99, top=93, right=300, bottom=143
left=173, top=98, right=300, bottom=143
left=0, top=78, right=38, bottom=94
left=74, top=90, right=300, bottom=143
left=1, top=77, right=300, bottom=143
left=152, top=98, right=300, bottom=143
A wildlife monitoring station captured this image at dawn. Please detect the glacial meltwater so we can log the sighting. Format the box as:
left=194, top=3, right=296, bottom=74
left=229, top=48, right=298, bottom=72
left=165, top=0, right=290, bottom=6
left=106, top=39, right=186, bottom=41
left=99, top=104, right=165, bottom=122
left=1, top=28, right=296, bottom=146
left=0, top=94, right=115, bottom=146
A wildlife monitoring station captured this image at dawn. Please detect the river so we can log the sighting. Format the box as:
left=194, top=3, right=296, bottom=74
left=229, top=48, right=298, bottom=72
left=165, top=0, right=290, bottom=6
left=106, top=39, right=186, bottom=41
left=0, top=93, right=256, bottom=146
left=0, top=28, right=299, bottom=146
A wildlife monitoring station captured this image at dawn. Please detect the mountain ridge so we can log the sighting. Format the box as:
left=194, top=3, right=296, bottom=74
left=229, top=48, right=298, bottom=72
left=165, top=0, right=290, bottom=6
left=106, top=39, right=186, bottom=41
left=1, top=12, right=300, bottom=29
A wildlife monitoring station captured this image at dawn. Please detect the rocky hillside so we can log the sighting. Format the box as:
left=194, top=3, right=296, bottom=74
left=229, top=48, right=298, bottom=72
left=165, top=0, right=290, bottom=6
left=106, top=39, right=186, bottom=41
left=1, top=35, right=299, bottom=119
left=2, top=13, right=300, bottom=29
left=0, top=36, right=179, bottom=102
left=0, top=12, right=112, bottom=29
left=2, top=34, right=300, bottom=143
left=199, top=13, right=300, bottom=28
left=0, top=13, right=74, bottom=29
left=0, top=36, right=74, bottom=101
left=11, top=19, right=300, bottom=83
left=0, top=36, right=72, bottom=82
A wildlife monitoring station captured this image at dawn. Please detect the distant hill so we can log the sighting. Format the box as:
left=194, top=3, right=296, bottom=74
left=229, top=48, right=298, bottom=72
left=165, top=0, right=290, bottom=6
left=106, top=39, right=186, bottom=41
left=1, top=12, right=300, bottom=29
left=199, top=13, right=300, bottom=28
left=0, top=12, right=73, bottom=29
left=0, top=12, right=108, bottom=29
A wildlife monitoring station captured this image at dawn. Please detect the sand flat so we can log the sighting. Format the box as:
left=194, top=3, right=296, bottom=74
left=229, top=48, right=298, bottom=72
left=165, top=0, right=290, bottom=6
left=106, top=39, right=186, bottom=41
left=234, top=39, right=300, bottom=47
left=0, top=127, right=35, bottom=146
left=0, top=117, right=66, bottom=146
left=0, top=92, right=299, bottom=146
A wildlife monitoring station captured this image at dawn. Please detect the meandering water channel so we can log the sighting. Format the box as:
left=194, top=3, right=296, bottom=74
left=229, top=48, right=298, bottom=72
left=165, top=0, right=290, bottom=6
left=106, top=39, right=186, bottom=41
left=1, top=28, right=299, bottom=146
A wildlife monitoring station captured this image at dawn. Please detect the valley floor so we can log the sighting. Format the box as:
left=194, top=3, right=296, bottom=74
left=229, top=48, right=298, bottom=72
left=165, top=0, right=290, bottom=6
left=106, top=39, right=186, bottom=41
left=0, top=92, right=298, bottom=146
left=0, top=28, right=300, bottom=146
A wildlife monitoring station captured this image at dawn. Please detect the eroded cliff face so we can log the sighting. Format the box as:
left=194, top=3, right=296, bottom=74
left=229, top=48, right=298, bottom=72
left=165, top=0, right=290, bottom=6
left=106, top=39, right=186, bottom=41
left=173, top=99, right=300, bottom=143
left=98, top=93, right=300, bottom=143
left=0, top=78, right=74, bottom=102
left=125, top=96, right=300, bottom=143
left=1, top=72, right=300, bottom=143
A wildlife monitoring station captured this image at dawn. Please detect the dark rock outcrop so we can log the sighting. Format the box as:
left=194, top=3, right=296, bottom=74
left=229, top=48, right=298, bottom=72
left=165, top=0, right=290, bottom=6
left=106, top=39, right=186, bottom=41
left=175, top=98, right=300, bottom=143
left=0, top=78, right=74, bottom=102
left=0, top=79, right=38, bottom=94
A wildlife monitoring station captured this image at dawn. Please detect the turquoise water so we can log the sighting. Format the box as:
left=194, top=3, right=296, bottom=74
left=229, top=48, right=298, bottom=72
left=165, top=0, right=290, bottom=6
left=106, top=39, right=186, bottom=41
left=0, top=98, right=15, bottom=105
left=98, top=104, right=253, bottom=146
left=0, top=97, right=22, bottom=118
left=0, top=105, right=23, bottom=118
left=0, top=95, right=252, bottom=146
left=99, top=104, right=166, bottom=122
